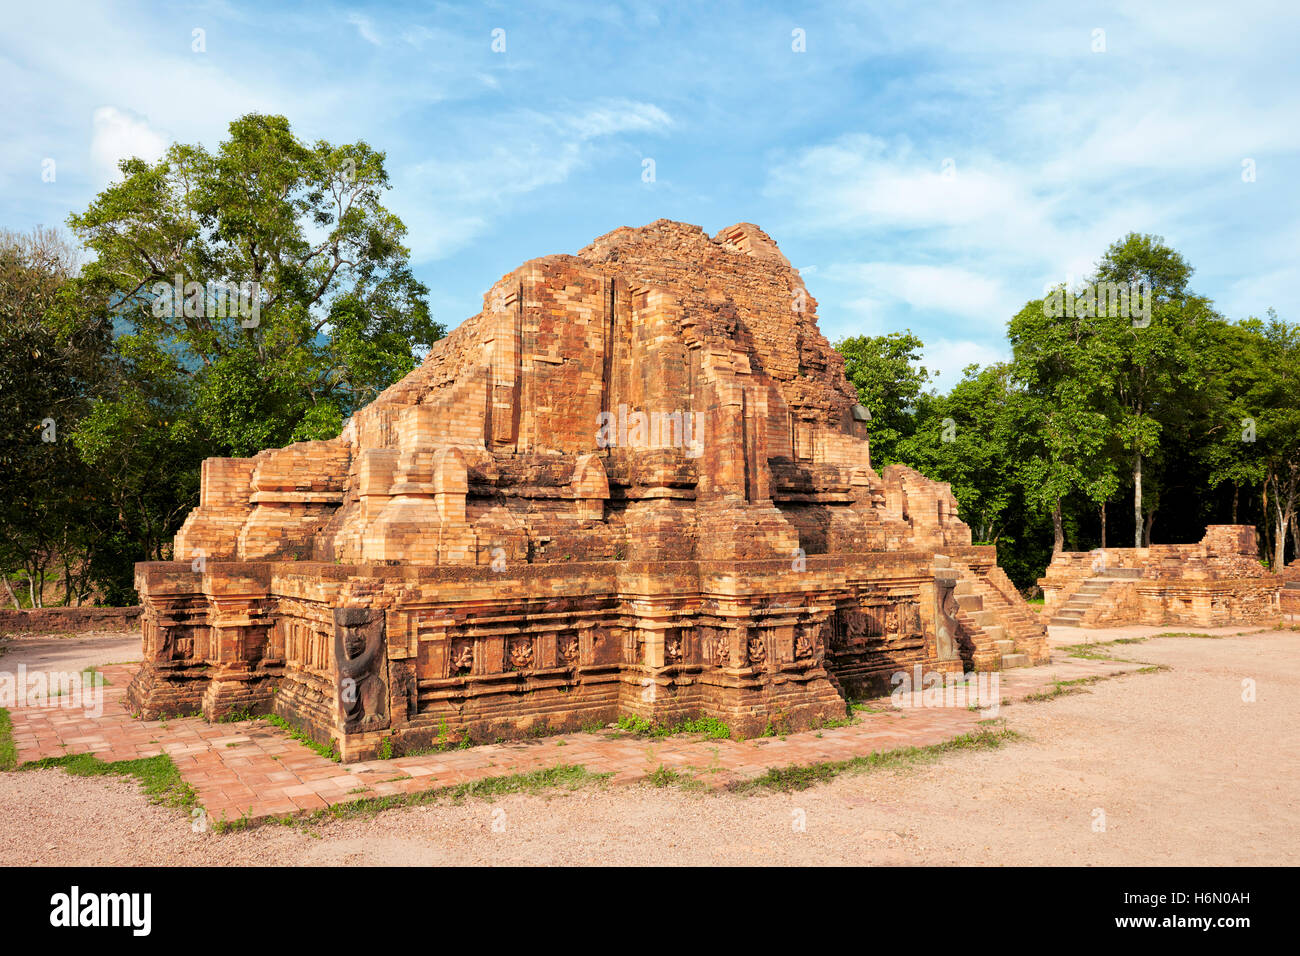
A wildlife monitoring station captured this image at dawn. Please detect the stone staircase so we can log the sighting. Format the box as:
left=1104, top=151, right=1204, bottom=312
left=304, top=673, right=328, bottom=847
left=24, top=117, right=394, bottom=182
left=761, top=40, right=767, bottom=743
left=952, top=578, right=1031, bottom=670
left=1049, top=568, right=1141, bottom=625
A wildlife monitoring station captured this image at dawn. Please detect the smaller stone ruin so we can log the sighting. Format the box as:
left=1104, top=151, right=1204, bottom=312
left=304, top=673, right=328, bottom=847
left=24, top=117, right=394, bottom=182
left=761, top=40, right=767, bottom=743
left=1039, top=525, right=1281, bottom=627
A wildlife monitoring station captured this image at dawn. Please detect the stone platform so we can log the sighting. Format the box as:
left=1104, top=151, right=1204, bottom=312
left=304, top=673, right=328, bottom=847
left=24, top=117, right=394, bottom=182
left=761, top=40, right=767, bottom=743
left=16, top=655, right=1144, bottom=826
left=1039, top=525, right=1281, bottom=628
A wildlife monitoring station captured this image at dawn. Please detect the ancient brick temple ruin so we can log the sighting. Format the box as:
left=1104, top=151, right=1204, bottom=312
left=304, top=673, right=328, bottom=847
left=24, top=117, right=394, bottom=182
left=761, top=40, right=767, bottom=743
left=1039, top=525, right=1282, bottom=627
left=127, top=220, right=1048, bottom=759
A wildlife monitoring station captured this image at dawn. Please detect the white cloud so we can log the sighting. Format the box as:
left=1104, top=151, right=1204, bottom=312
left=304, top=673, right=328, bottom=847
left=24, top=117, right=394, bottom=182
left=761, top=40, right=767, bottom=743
left=921, top=338, right=1010, bottom=392
left=400, top=99, right=672, bottom=260
left=89, top=107, right=167, bottom=183
left=347, top=12, right=382, bottom=46
left=826, top=262, right=1010, bottom=324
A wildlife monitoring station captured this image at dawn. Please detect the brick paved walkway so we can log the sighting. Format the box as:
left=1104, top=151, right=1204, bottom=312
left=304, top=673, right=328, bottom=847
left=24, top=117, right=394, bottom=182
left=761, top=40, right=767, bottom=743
left=6, top=656, right=1144, bottom=825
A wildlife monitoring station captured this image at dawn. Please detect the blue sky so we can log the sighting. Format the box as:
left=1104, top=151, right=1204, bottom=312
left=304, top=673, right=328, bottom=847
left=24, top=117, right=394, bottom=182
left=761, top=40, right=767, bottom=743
left=3, top=0, right=1298, bottom=390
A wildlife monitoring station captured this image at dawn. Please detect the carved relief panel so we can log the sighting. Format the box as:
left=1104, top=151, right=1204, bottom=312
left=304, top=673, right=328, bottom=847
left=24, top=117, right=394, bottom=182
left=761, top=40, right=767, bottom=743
left=334, top=607, right=389, bottom=733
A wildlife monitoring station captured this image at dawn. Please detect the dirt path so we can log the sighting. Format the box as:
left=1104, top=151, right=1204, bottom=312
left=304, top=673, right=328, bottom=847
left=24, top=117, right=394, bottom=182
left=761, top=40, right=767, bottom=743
left=2, top=627, right=1297, bottom=865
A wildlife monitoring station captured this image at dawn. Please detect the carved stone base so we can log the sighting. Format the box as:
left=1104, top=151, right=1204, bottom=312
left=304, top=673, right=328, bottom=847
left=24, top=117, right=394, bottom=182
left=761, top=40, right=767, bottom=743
left=125, top=663, right=209, bottom=719
left=201, top=671, right=279, bottom=721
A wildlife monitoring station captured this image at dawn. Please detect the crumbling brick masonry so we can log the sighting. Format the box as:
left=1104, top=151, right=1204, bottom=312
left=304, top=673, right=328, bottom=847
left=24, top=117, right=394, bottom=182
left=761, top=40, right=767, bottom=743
left=128, top=220, right=1048, bottom=759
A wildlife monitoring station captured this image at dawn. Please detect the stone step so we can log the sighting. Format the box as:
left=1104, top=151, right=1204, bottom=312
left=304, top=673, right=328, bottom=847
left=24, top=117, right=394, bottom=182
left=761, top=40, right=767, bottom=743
left=954, top=580, right=977, bottom=597
left=993, top=640, right=1016, bottom=654
left=956, top=593, right=983, bottom=611
left=1001, top=653, right=1031, bottom=668
left=971, top=610, right=998, bottom=627
left=983, top=626, right=1005, bottom=643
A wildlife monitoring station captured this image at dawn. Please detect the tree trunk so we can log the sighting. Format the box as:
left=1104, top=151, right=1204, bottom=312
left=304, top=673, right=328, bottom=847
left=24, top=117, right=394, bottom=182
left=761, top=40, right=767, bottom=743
left=1263, top=485, right=1272, bottom=565
left=1, top=575, right=20, bottom=610
left=1144, top=509, right=1156, bottom=547
left=1231, top=482, right=1239, bottom=524
left=1133, top=453, right=1143, bottom=547
left=1274, top=497, right=1287, bottom=571
left=1100, top=502, right=1107, bottom=549
left=1052, top=500, right=1065, bottom=554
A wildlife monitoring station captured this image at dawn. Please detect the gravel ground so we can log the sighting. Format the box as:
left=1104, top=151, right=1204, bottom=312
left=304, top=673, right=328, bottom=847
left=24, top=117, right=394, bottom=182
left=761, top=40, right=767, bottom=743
left=1, top=627, right=1297, bottom=866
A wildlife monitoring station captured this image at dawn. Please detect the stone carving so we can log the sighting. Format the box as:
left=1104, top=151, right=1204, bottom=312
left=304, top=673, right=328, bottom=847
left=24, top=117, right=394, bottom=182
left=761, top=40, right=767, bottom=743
left=665, top=632, right=683, bottom=664
left=450, top=640, right=474, bottom=676
left=508, top=639, right=534, bottom=670
left=708, top=631, right=731, bottom=668
left=747, top=635, right=767, bottom=667
left=334, top=607, right=388, bottom=733
left=559, top=635, right=580, bottom=666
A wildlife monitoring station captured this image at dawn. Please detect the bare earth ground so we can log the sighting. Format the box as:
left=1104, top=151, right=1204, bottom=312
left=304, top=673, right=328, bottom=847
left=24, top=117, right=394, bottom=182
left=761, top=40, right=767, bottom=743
left=1, top=624, right=1297, bottom=866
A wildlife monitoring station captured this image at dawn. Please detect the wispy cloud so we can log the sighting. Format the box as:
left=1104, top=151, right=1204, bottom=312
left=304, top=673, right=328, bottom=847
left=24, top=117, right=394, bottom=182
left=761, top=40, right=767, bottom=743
left=346, top=11, right=381, bottom=46
left=89, top=107, right=168, bottom=184
left=0, top=0, right=1293, bottom=370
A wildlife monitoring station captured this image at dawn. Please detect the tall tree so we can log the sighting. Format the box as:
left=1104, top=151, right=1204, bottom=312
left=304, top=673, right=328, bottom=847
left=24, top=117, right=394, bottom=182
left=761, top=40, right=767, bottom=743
left=68, top=112, right=444, bottom=458
left=836, top=331, right=930, bottom=466
left=0, top=228, right=114, bottom=606
left=1007, top=292, right=1121, bottom=554
left=1087, top=233, right=1209, bottom=546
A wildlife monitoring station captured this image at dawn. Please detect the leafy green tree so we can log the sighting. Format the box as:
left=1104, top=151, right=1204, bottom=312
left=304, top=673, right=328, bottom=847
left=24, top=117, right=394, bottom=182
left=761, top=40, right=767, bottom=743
left=899, top=363, right=1021, bottom=544
left=0, top=228, right=115, bottom=606
left=68, top=112, right=444, bottom=457
left=1007, top=293, right=1122, bottom=553
left=836, top=331, right=930, bottom=466
left=1086, top=233, right=1211, bottom=546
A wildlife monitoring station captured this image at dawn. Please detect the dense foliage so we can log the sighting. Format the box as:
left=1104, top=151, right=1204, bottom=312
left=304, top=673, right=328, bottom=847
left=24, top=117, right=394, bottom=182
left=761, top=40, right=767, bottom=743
left=837, top=233, right=1298, bottom=589
left=0, top=115, right=443, bottom=606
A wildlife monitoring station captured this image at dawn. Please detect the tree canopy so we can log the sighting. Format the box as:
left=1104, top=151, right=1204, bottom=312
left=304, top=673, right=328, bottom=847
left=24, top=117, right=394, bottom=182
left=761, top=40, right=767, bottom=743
left=0, top=114, right=444, bottom=606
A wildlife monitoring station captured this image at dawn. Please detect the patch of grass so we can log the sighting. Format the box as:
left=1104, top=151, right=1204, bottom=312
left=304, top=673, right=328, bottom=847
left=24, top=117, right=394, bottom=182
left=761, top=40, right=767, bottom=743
left=729, top=726, right=1021, bottom=794
left=18, top=752, right=198, bottom=812
left=263, top=713, right=340, bottom=762
left=1151, top=631, right=1220, bottom=639
left=1019, top=671, right=1102, bottom=702
left=613, top=713, right=733, bottom=740
left=81, top=666, right=109, bottom=687
left=615, top=713, right=654, bottom=735
left=814, top=712, right=858, bottom=729
left=0, top=707, right=17, bottom=771
left=273, top=763, right=612, bottom=830
left=848, top=700, right=884, bottom=715
left=643, top=763, right=709, bottom=791
left=217, top=707, right=255, bottom=723
left=1061, top=637, right=1149, bottom=662
left=377, top=737, right=393, bottom=760
left=398, top=720, right=472, bottom=756
left=1023, top=664, right=1166, bottom=703
left=646, top=764, right=684, bottom=787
